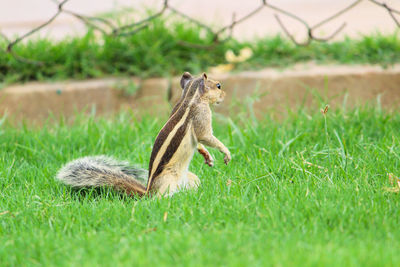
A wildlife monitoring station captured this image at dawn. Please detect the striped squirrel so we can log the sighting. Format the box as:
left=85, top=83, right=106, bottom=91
left=56, top=72, right=231, bottom=197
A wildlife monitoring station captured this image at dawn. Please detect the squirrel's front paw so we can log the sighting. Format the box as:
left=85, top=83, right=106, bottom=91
left=198, top=147, right=214, bottom=167
left=224, top=151, right=231, bottom=165
left=205, top=156, right=214, bottom=167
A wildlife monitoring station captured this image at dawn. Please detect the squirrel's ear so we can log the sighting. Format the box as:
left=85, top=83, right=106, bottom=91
left=199, top=76, right=205, bottom=94
left=180, top=72, right=193, bottom=89
left=199, top=73, right=208, bottom=94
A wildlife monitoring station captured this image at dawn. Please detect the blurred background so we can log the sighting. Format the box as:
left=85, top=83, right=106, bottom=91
left=1, top=0, right=400, bottom=121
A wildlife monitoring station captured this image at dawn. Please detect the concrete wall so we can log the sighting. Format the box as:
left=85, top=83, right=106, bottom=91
left=1, top=64, right=399, bottom=122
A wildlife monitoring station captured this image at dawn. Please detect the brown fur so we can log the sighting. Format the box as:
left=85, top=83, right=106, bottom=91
left=112, top=175, right=146, bottom=196
left=147, top=72, right=231, bottom=196
left=147, top=78, right=199, bottom=182
left=150, top=111, right=191, bottom=187
left=172, top=74, right=214, bottom=168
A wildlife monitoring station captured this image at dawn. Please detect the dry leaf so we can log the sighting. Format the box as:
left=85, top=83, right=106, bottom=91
left=163, top=211, right=168, bottom=222
left=225, top=47, right=253, bottom=63
left=388, top=173, right=395, bottom=185
left=226, top=179, right=232, bottom=186
left=384, top=187, right=400, bottom=193
left=0, top=211, right=9, bottom=216
left=142, top=227, right=157, bottom=234
left=384, top=173, right=400, bottom=193
left=321, top=105, right=329, bottom=115
left=209, top=47, right=253, bottom=74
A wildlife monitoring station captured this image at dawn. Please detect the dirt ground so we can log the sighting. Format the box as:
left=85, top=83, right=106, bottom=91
left=1, top=0, right=400, bottom=41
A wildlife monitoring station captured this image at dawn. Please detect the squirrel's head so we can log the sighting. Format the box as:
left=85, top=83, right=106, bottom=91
left=180, top=72, right=225, bottom=105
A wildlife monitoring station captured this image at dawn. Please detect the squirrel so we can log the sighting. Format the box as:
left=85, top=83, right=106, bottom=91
left=56, top=72, right=231, bottom=197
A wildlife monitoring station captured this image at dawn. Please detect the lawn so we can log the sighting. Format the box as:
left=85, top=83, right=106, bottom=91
left=0, top=106, right=399, bottom=266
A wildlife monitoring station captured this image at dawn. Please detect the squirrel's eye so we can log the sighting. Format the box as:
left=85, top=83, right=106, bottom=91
left=216, top=83, right=221, bottom=89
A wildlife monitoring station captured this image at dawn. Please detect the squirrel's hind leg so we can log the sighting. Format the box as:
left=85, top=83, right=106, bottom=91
left=154, top=172, right=200, bottom=197
left=187, top=172, right=200, bottom=189
left=154, top=174, right=180, bottom=197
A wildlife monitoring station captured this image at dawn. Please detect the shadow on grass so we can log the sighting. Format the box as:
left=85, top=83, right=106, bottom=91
left=69, top=186, right=142, bottom=201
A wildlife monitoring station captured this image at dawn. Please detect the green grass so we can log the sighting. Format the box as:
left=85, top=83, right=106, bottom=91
left=1, top=105, right=400, bottom=266
left=1, top=16, right=399, bottom=86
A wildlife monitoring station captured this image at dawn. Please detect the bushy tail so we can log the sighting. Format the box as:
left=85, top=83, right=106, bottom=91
left=56, top=156, right=148, bottom=197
